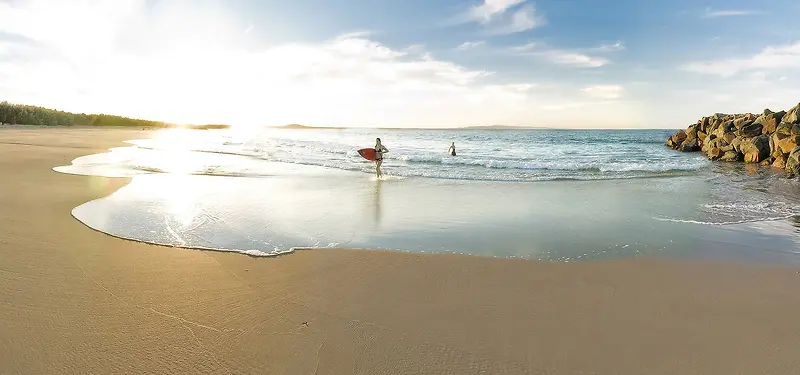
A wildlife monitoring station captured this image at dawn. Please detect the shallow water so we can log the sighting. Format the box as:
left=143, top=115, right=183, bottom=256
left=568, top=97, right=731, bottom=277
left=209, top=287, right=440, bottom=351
left=59, top=127, right=710, bottom=181
left=55, top=128, right=800, bottom=263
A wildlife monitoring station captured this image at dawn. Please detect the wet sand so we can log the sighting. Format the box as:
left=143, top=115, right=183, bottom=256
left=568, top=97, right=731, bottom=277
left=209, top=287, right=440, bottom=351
left=1, top=126, right=800, bottom=374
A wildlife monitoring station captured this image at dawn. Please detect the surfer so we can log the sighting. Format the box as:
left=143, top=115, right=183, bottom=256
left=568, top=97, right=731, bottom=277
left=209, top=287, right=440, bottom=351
left=374, top=138, right=389, bottom=178
left=448, top=142, right=456, bottom=156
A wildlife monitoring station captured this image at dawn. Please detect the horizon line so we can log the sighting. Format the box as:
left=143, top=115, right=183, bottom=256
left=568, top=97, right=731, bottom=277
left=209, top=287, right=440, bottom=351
left=268, top=124, right=679, bottom=131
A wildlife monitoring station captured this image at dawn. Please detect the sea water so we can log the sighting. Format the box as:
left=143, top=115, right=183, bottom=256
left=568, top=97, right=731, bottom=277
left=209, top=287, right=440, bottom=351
left=55, top=127, right=800, bottom=262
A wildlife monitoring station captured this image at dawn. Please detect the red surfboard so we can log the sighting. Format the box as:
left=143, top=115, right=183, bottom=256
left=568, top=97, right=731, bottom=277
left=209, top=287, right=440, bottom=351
left=357, top=148, right=377, bottom=161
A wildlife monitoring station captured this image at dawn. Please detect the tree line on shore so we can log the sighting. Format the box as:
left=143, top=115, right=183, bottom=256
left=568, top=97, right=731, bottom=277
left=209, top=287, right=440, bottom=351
left=0, top=102, right=229, bottom=129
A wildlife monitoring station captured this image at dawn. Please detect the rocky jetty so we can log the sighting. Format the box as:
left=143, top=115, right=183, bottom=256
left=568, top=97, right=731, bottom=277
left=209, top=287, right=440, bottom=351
left=667, top=102, right=800, bottom=176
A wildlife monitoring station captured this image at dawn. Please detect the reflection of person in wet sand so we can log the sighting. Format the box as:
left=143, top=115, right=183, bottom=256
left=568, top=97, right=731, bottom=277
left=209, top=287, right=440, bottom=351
left=373, top=179, right=382, bottom=225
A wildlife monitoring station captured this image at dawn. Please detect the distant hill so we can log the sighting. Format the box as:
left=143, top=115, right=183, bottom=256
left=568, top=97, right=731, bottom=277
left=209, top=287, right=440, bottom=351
left=460, top=125, right=549, bottom=130
left=0, top=101, right=231, bottom=129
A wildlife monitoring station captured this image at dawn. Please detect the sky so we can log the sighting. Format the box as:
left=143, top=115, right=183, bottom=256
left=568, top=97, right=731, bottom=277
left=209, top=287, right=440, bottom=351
left=0, top=0, right=799, bottom=128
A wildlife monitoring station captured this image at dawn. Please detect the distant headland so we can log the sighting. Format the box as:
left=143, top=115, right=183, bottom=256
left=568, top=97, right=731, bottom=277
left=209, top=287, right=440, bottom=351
left=270, top=124, right=552, bottom=130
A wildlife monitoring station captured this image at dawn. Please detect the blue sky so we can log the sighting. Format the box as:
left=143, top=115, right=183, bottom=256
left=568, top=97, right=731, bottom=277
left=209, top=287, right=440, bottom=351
left=0, top=0, right=798, bottom=128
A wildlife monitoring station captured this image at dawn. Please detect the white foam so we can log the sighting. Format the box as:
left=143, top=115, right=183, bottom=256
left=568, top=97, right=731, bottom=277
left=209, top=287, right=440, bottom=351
left=653, top=215, right=797, bottom=226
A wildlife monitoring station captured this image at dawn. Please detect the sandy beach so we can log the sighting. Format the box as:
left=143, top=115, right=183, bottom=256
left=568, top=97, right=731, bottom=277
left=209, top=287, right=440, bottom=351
left=2, top=127, right=800, bottom=374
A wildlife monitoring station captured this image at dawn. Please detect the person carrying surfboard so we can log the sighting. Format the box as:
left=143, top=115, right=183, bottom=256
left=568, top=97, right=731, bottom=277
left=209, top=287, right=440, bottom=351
left=374, top=138, right=389, bottom=178
left=448, top=142, right=456, bottom=156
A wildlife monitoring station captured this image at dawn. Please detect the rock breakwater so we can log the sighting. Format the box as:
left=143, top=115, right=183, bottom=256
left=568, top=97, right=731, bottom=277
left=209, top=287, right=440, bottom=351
left=667, top=102, right=800, bottom=176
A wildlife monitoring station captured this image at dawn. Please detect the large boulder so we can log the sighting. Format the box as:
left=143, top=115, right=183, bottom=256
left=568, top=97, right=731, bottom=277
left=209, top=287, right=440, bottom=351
left=731, top=137, right=744, bottom=153
left=770, top=134, right=788, bottom=158
left=754, top=110, right=786, bottom=134
left=763, top=121, right=779, bottom=135
left=770, top=134, right=777, bottom=156
left=775, top=123, right=793, bottom=138
left=722, top=121, right=736, bottom=136
left=773, top=154, right=787, bottom=170
left=741, top=135, right=770, bottom=163
left=778, top=135, right=800, bottom=155
left=709, top=121, right=723, bottom=138
left=722, top=132, right=736, bottom=144
left=786, top=146, right=800, bottom=176
left=678, top=137, right=700, bottom=152
left=782, top=103, right=800, bottom=125
left=667, top=130, right=687, bottom=149
left=697, top=131, right=708, bottom=141
left=734, top=116, right=752, bottom=130
left=702, top=137, right=729, bottom=154
left=739, top=122, right=763, bottom=137
left=721, top=151, right=742, bottom=162
left=707, top=147, right=723, bottom=160
left=699, top=117, right=710, bottom=132
left=706, top=119, right=719, bottom=133
left=686, top=125, right=698, bottom=139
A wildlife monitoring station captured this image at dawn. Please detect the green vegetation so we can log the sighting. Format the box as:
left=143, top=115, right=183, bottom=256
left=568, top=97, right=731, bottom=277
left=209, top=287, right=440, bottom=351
left=0, top=101, right=229, bottom=129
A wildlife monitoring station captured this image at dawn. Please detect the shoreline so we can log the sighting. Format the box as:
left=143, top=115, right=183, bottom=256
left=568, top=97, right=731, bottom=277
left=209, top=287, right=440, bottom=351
left=3, top=127, right=800, bottom=374
left=14, top=126, right=800, bottom=263
left=59, top=150, right=800, bottom=263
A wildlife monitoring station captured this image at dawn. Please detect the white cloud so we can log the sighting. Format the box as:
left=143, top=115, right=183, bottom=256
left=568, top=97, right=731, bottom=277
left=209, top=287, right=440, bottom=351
left=402, top=44, right=426, bottom=56
left=582, top=85, right=624, bottom=99
left=468, top=0, right=526, bottom=23
left=455, top=0, right=545, bottom=35
left=592, top=41, right=625, bottom=52
left=511, top=43, right=609, bottom=67
left=0, top=0, right=567, bottom=127
left=335, top=30, right=373, bottom=40
left=703, top=8, right=761, bottom=18
left=511, top=42, right=538, bottom=52
left=487, top=5, right=547, bottom=35
left=0, top=0, right=144, bottom=61
left=455, top=40, right=486, bottom=51
left=542, top=51, right=608, bottom=67
left=0, top=0, right=644, bottom=128
left=682, top=42, right=800, bottom=77
left=538, top=102, right=587, bottom=111
left=0, top=41, right=13, bottom=55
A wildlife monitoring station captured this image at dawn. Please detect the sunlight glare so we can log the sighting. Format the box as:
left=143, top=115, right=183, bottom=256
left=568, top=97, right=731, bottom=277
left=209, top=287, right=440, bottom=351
left=147, top=128, right=203, bottom=175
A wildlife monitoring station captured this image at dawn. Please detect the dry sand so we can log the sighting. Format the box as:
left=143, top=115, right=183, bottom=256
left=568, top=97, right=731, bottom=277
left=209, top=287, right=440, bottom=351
left=1, top=126, right=800, bottom=374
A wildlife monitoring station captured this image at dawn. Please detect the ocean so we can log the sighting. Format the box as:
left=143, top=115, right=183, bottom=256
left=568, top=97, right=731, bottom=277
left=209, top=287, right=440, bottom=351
left=55, top=127, right=800, bottom=262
